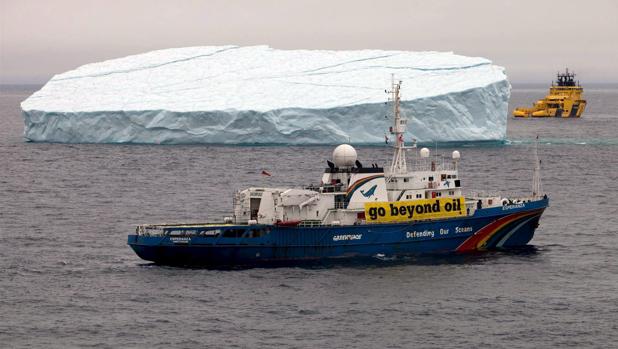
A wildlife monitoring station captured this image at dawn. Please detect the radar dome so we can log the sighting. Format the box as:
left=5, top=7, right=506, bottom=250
left=452, top=150, right=461, bottom=159
left=420, top=147, right=430, bottom=158
left=332, top=144, right=357, bottom=167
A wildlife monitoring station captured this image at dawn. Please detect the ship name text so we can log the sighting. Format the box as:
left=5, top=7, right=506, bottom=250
left=333, top=234, right=363, bottom=241
left=170, top=237, right=191, bottom=244
left=502, top=203, right=525, bottom=210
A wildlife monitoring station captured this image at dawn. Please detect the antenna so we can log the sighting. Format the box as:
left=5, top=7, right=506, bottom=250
left=532, top=135, right=543, bottom=198
left=435, top=140, right=438, bottom=169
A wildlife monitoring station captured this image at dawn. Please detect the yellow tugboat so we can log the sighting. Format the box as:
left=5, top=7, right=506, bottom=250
left=513, top=68, right=586, bottom=118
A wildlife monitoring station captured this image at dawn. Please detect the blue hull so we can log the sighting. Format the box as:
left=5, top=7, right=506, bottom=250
left=128, top=199, right=548, bottom=267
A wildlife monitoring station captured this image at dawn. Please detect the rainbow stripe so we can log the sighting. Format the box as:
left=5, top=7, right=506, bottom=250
left=456, top=209, right=543, bottom=252
left=346, top=175, right=384, bottom=199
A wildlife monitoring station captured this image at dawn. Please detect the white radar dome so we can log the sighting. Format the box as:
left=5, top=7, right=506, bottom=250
left=332, top=144, right=357, bottom=167
left=420, top=147, right=430, bottom=158
left=452, top=150, right=461, bottom=159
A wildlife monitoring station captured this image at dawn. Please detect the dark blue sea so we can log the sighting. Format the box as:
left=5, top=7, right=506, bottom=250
left=1, top=85, right=617, bottom=348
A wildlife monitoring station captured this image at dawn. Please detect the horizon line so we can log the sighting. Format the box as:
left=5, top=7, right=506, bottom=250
left=2, top=81, right=618, bottom=87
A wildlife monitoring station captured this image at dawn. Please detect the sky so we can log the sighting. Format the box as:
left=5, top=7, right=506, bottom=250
left=1, top=0, right=617, bottom=84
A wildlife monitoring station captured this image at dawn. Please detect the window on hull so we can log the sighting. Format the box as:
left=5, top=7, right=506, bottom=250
left=221, top=227, right=271, bottom=238
left=222, top=229, right=245, bottom=238
left=247, top=228, right=271, bottom=238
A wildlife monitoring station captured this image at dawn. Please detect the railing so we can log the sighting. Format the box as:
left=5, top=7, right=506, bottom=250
left=466, top=191, right=529, bottom=199
left=405, top=157, right=458, bottom=172
left=306, top=183, right=344, bottom=193
left=464, top=191, right=544, bottom=208
left=135, top=222, right=227, bottom=236
left=298, top=220, right=322, bottom=227
left=334, top=201, right=346, bottom=209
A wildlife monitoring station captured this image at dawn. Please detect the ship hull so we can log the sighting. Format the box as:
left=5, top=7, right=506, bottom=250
left=128, top=199, right=548, bottom=267
left=513, top=102, right=586, bottom=118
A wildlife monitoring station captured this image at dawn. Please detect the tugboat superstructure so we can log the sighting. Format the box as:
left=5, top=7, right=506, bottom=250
left=513, top=68, right=586, bottom=118
left=128, top=77, right=549, bottom=267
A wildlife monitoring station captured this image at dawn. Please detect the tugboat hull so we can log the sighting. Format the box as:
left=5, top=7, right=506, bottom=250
left=128, top=199, right=548, bottom=267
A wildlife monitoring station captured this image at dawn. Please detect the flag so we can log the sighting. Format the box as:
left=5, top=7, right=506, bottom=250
left=261, top=170, right=272, bottom=176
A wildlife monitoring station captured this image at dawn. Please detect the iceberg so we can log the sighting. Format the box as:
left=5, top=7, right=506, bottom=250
left=21, top=45, right=510, bottom=144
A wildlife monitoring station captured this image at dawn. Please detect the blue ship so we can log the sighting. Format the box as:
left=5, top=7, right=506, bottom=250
left=128, top=78, right=549, bottom=267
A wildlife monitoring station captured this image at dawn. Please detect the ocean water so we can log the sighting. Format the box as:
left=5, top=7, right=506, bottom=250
left=1, top=85, right=617, bottom=348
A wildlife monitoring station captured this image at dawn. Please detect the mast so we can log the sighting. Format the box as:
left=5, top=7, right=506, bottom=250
left=387, top=75, right=408, bottom=174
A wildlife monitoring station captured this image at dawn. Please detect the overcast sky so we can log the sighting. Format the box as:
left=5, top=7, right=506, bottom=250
left=1, top=0, right=617, bottom=84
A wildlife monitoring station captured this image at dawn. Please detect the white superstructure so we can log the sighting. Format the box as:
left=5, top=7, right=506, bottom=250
left=232, top=77, right=538, bottom=226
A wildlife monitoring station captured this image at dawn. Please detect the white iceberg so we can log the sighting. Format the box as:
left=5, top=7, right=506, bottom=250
left=21, top=45, right=510, bottom=144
